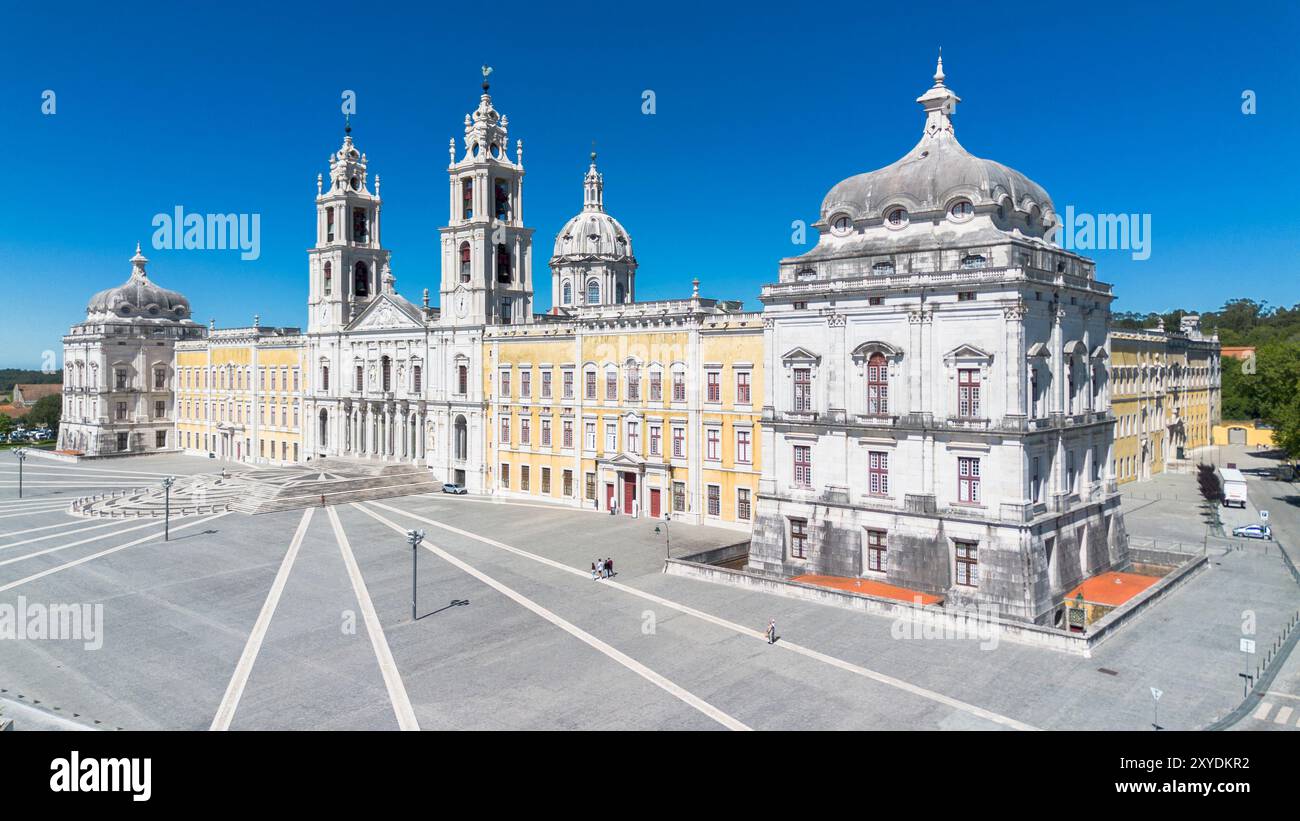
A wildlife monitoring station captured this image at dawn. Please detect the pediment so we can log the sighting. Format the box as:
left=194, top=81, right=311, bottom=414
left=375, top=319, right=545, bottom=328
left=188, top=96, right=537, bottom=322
left=348, top=294, right=425, bottom=332
left=781, top=346, right=821, bottom=364
left=851, top=340, right=903, bottom=360
left=944, top=344, right=993, bottom=362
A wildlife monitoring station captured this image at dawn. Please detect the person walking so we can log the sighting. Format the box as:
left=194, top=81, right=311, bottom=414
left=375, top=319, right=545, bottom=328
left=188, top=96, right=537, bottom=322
left=607, top=557, right=614, bottom=578
left=766, top=618, right=777, bottom=645
left=591, top=561, right=598, bottom=581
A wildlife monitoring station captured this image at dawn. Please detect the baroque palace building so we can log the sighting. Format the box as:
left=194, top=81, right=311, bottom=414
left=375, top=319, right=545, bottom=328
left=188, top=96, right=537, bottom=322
left=1110, top=315, right=1221, bottom=484
left=59, top=63, right=1219, bottom=614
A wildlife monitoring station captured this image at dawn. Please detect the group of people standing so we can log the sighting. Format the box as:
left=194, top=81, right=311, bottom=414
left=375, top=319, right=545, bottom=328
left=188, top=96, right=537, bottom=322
left=591, top=558, right=615, bottom=580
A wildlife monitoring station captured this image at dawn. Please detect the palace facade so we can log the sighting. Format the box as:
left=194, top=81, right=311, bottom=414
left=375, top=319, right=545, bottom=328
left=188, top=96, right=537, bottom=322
left=58, top=62, right=1220, bottom=618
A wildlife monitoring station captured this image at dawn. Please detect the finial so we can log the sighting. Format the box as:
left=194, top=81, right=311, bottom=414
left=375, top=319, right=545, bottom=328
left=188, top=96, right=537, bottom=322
left=253, top=313, right=260, bottom=328
left=692, top=278, right=700, bottom=298
left=422, top=288, right=430, bottom=309
left=934, top=47, right=945, bottom=86
left=591, top=139, right=597, bottom=165
left=130, top=242, right=149, bottom=277
left=209, top=318, right=216, bottom=331
left=316, top=172, right=323, bottom=196
left=481, top=64, right=493, bottom=92
left=345, top=113, right=351, bottom=136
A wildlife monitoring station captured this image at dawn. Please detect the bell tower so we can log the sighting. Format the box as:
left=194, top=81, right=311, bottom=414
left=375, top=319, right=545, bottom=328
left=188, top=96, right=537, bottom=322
left=308, top=125, right=391, bottom=333
left=438, top=67, right=534, bottom=327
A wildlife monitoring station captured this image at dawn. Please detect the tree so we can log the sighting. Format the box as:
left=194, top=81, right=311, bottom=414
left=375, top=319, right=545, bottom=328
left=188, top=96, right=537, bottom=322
left=0, top=414, right=12, bottom=437
left=1273, top=400, right=1300, bottom=463
left=24, top=394, right=62, bottom=430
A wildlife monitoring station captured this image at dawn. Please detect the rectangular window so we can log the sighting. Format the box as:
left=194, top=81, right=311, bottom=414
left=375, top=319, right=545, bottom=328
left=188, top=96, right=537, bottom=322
left=867, top=529, right=888, bottom=572
left=957, top=291, right=976, bottom=301
left=117, top=432, right=129, bottom=452
left=955, top=540, right=979, bottom=587
left=458, top=365, right=468, bottom=395
left=1067, top=450, right=1076, bottom=493
left=958, top=368, right=981, bottom=418
left=794, top=367, right=812, bottom=412
left=155, top=430, right=167, bottom=448
left=500, top=416, right=510, bottom=444
left=462, top=178, right=474, bottom=220
left=562, top=419, right=573, bottom=448
left=649, top=425, right=661, bottom=456
left=706, top=427, right=720, bottom=461
left=958, top=456, right=981, bottom=504
left=356, top=365, right=364, bottom=392
left=541, top=370, right=551, bottom=399
left=520, top=370, right=531, bottom=399
left=673, top=482, right=686, bottom=512
left=585, top=422, right=596, bottom=451
left=520, top=465, right=530, bottom=491
left=605, top=423, right=617, bottom=452
left=563, top=470, right=573, bottom=498
left=541, top=467, right=551, bottom=495
left=412, top=365, right=421, bottom=394
left=605, top=370, right=618, bottom=401
left=737, top=488, right=751, bottom=521
left=736, top=429, right=751, bottom=464
left=707, top=485, right=721, bottom=516
left=672, top=372, right=686, bottom=402
left=500, top=463, right=510, bottom=489
left=115, top=401, right=128, bottom=421
left=562, top=370, right=574, bottom=399
left=520, top=417, right=531, bottom=445
left=736, top=371, right=751, bottom=404
left=585, top=472, right=596, bottom=501
left=154, top=368, right=166, bottom=390
left=789, top=518, right=808, bottom=559
left=626, top=366, right=640, bottom=401
left=706, top=371, right=721, bottom=403
left=115, top=368, right=128, bottom=390
left=794, top=444, right=812, bottom=488
left=500, top=370, right=511, bottom=397
left=650, top=371, right=662, bottom=401
left=585, top=371, right=597, bottom=400
left=1031, top=456, right=1041, bottom=503
left=499, top=298, right=512, bottom=324
left=541, top=418, right=552, bottom=447
left=627, top=421, right=640, bottom=453
left=672, top=426, right=685, bottom=458
left=154, top=400, right=166, bottom=419
left=868, top=450, right=889, bottom=496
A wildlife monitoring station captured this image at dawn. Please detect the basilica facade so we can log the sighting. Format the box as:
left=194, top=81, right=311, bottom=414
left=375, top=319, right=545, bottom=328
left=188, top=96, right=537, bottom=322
left=59, top=62, right=1186, bottom=620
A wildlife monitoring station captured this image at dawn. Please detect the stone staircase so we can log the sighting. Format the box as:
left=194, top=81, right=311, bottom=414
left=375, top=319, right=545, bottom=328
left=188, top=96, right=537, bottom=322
left=70, top=460, right=440, bottom=519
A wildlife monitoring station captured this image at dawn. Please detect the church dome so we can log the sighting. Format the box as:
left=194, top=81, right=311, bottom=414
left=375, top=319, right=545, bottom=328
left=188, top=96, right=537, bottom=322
left=820, top=57, right=1056, bottom=237
left=550, top=153, right=635, bottom=262
left=87, top=245, right=193, bottom=321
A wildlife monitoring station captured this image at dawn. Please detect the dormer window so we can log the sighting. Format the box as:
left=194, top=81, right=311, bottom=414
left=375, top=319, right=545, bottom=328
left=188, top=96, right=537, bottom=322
left=948, top=200, right=973, bottom=221
left=886, top=208, right=908, bottom=228
left=872, top=261, right=895, bottom=276
left=831, top=214, right=852, bottom=235
left=961, top=254, right=987, bottom=270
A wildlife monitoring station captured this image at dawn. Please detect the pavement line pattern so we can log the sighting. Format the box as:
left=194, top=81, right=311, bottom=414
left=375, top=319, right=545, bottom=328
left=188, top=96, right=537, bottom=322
left=0, top=505, right=75, bottom=520
left=0, top=512, right=228, bottom=594
left=326, top=506, right=419, bottom=731
left=1254, top=701, right=1273, bottom=720
left=353, top=503, right=750, bottom=731
left=0, top=519, right=164, bottom=565
left=0, top=518, right=134, bottom=551
left=0, top=519, right=103, bottom=540
left=1275, top=706, right=1294, bottom=725
left=1266, top=690, right=1300, bottom=701
left=210, top=508, right=314, bottom=732
left=369, top=500, right=1039, bottom=732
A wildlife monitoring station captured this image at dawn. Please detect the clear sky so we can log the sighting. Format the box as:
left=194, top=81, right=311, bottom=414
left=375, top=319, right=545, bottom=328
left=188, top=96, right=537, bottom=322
left=2, top=1, right=1297, bottom=368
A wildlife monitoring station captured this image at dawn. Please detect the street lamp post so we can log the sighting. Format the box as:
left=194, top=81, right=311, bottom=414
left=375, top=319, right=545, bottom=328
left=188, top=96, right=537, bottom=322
left=13, top=448, right=27, bottom=499
left=407, top=529, right=425, bottom=621
left=162, top=476, right=175, bottom=541
left=654, top=515, right=671, bottom=558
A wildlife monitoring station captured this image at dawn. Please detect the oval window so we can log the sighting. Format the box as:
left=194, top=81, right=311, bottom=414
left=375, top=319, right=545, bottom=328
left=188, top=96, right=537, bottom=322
left=886, top=208, right=908, bottom=227
left=949, top=200, right=973, bottom=221
left=831, top=215, right=852, bottom=235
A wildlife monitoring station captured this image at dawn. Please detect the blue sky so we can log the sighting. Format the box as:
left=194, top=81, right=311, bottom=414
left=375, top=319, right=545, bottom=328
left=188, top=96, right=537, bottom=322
left=2, top=1, right=1297, bottom=368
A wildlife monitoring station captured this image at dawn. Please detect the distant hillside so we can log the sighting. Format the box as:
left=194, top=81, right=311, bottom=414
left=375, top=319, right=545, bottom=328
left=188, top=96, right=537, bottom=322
left=0, top=369, right=63, bottom=397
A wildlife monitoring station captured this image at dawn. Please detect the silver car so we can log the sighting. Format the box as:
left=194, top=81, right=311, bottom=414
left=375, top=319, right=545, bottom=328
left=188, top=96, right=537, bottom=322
left=1232, top=524, right=1272, bottom=540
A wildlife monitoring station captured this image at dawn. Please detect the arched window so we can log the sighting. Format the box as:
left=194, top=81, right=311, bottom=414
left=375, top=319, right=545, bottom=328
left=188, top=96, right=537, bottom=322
left=323, top=262, right=332, bottom=295
left=381, top=356, right=392, bottom=392
left=319, top=409, right=329, bottom=447
left=454, top=415, right=468, bottom=461
left=459, top=242, right=471, bottom=282
left=561, top=280, right=572, bottom=305
left=496, top=243, right=511, bottom=283
left=586, top=279, right=600, bottom=305
left=321, top=365, right=330, bottom=391
left=354, top=261, right=370, bottom=297
left=866, top=353, right=889, bottom=415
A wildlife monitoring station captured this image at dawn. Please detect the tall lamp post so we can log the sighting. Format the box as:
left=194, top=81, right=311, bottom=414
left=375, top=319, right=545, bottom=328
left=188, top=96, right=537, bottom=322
left=407, top=529, right=425, bottom=621
left=162, top=476, right=175, bottom=541
left=13, top=448, right=27, bottom=499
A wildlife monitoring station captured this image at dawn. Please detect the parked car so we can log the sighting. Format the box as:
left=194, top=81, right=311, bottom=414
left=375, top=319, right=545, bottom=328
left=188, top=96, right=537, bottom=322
left=441, top=482, right=467, bottom=495
left=1232, top=524, right=1272, bottom=540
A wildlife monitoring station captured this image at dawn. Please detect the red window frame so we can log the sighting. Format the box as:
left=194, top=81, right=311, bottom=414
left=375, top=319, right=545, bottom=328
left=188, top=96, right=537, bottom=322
left=868, top=450, right=889, bottom=496
left=958, top=368, right=981, bottom=418
left=866, top=353, right=889, bottom=415
left=736, top=371, right=751, bottom=404
left=958, top=456, right=981, bottom=504
left=794, top=367, right=812, bottom=412
left=794, top=444, right=812, bottom=487
left=955, top=540, right=979, bottom=586
left=867, top=529, right=887, bottom=572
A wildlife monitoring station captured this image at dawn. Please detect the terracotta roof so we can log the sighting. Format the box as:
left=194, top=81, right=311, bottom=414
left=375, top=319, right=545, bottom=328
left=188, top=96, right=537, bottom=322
left=1065, top=571, right=1159, bottom=608
left=13, top=383, right=62, bottom=405
left=792, top=574, right=943, bottom=606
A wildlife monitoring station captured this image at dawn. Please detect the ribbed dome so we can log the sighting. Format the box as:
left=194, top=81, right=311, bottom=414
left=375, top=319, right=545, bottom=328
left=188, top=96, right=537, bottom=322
left=820, top=58, right=1055, bottom=235
left=551, top=210, right=634, bottom=261
left=87, top=246, right=192, bottom=321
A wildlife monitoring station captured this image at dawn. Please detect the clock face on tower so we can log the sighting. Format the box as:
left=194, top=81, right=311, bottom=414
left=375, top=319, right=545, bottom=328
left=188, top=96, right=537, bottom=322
left=455, top=293, right=468, bottom=319
left=318, top=304, right=330, bottom=325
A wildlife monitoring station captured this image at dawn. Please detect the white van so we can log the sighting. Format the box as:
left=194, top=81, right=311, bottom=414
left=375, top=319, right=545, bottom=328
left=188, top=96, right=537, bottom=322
left=1219, top=467, right=1248, bottom=509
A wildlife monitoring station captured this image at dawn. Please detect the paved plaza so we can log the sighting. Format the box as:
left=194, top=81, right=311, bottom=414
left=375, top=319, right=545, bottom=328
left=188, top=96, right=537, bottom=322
left=0, top=449, right=1296, bottom=731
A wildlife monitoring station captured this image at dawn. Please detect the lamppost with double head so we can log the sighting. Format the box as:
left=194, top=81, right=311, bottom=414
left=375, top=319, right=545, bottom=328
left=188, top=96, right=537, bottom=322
left=13, top=448, right=27, bottom=499
left=407, top=529, right=425, bottom=621
left=162, top=476, right=175, bottom=541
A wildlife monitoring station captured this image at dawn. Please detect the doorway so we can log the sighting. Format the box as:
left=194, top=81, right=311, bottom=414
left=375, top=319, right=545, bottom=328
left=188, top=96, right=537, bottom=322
left=621, top=471, right=637, bottom=516
left=649, top=488, right=661, bottom=518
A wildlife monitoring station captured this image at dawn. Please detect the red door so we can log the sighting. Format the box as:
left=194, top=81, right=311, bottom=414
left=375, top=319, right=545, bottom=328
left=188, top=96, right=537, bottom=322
left=622, top=472, right=636, bottom=516
left=649, top=488, right=661, bottom=518
left=605, top=483, right=615, bottom=512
